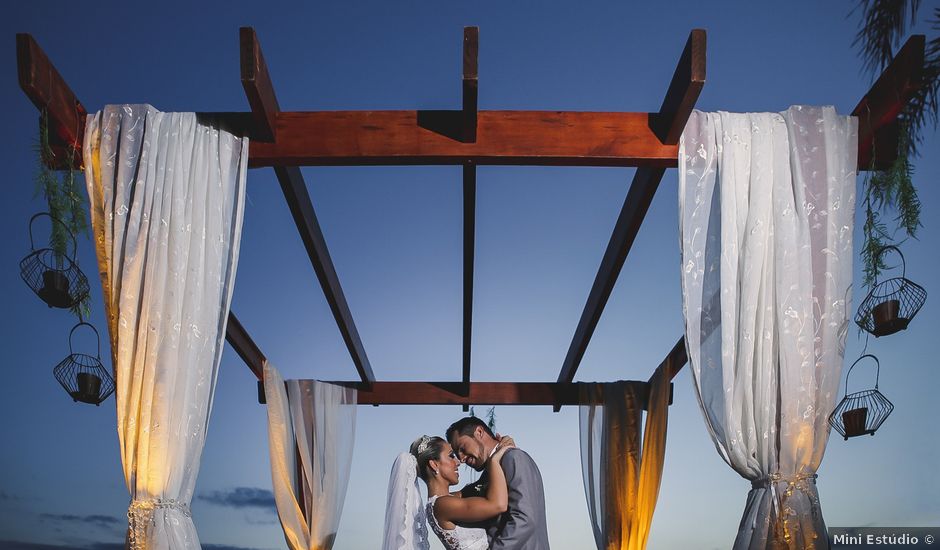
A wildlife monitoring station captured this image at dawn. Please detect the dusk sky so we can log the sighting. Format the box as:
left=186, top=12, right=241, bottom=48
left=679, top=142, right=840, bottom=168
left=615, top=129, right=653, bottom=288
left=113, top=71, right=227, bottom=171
left=2, top=2, right=938, bottom=549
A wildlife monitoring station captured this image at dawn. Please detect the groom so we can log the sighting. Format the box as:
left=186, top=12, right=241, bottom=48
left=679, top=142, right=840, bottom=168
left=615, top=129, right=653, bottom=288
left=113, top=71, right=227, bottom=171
left=446, top=417, right=550, bottom=549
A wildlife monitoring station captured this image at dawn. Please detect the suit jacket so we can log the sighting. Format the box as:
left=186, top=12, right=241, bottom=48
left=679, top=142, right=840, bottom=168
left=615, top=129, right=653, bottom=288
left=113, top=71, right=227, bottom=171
left=459, top=448, right=550, bottom=549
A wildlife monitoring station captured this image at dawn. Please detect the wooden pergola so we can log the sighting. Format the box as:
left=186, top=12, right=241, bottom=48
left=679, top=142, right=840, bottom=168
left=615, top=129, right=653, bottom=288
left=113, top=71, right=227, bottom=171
left=16, top=27, right=925, bottom=410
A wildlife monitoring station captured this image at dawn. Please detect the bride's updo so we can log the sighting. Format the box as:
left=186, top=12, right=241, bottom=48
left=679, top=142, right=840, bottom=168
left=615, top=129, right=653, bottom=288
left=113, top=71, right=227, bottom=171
left=409, top=435, right=446, bottom=482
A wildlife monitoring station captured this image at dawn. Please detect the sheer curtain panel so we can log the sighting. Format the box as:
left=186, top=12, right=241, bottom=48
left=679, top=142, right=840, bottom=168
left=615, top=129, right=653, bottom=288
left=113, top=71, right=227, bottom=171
left=264, top=362, right=357, bottom=550
left=83, top=105, right=248, bottom=548
left=679, top=107, right=856, bottom=549
left=579, top=374, right=670, bottom=550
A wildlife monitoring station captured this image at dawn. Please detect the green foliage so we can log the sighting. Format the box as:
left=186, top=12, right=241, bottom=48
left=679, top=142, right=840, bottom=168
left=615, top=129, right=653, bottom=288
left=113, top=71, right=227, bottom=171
left=853, top=1, right=938, bottom=288
left=34, top=110, right=90, bottom=319
left=861, top=121, right=922, bottom=287
left=468, top=406, right=498, bottom=433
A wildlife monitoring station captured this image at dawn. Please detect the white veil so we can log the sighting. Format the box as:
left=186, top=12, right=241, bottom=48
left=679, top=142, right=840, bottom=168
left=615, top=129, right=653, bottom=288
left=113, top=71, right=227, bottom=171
left=382, top=452, right=430, bottom=550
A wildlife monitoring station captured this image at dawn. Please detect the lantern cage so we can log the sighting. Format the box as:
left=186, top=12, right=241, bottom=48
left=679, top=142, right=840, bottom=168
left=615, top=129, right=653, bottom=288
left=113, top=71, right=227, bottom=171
left=53, top=322, right=114, bottom=406
left=828, top=354, right=893, bottom=440
left=855, top=245, right=926, bottom=337
left=19, top=213, right=90, bottom=309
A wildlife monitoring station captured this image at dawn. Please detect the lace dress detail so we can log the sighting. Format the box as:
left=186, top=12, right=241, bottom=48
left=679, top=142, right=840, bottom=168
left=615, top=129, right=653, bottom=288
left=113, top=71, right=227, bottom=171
left=426, top=495, right=489, bottom=550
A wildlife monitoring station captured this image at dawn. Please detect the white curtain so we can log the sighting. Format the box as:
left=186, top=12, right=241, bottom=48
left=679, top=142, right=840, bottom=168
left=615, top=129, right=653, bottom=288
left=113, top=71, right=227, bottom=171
left=264, top=362, right=357, bottom=550
left=83, top=105, right=248, bottom=548
left=579, top=374, right=670, bottom=550
left=679, top=106, right=856, bottom=549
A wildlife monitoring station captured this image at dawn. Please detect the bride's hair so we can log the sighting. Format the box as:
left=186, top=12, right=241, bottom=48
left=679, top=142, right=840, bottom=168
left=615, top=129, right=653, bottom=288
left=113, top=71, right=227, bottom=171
left=409, top=435, right=446, bottom=482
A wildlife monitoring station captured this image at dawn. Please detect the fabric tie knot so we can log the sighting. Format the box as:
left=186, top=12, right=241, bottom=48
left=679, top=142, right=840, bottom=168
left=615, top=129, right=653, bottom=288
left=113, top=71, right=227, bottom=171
left=751, top=472, right=820, bottom=545
left=127, top=498, right=192, bottom=549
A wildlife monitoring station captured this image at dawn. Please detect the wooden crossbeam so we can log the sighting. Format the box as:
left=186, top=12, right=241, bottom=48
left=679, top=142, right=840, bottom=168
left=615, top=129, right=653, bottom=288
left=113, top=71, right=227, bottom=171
left=853, top=35, right=925, bottom=170
left=660, top=34, right=926, bottom=384
left=16, top=33, right=87, bottom=165
left=240, top=28, right=375, bottom=384
left=555, top=30, right=706, bottom=393
left=256, top=380, right=672, bottom=409
left=225, top=312, right=266, bottom=380
left=243, top=110, right=677, bottom=167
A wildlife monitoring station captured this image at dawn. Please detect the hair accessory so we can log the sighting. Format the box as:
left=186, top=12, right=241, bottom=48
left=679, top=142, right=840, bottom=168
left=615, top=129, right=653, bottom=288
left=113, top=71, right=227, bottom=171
left=417, top=435, right=431, bottom=455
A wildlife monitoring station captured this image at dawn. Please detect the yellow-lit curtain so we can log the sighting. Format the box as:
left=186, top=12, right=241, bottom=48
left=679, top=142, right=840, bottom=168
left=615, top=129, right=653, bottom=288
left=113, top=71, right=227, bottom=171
left=264, top=363, right=357, bottom=550
left=579, top=375, right=669, bottom=550
left=83, top=105, right=248, bottom=549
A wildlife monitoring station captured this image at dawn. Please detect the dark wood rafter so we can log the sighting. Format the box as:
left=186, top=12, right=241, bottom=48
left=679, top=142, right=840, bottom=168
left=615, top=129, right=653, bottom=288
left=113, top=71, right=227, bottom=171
left=555, top=29, right=706, bottom=395
left=239, top=28, right=375, bottom=384
left=461, top=27, right=479, bottom=411
left=660, top=33, right=927, bottom=384
left=225, top=312, right=267, bottom=380
left=463, top=166, right=476, bottom=398
left=258, top=380, right=672, bottom=409
left=16, top=33, right=87, bottom=166
left=853, top=34, right=925, bottom=170
left=16, top=28, right=925, bottom=409
left=462, top=26, right=479, bottom=143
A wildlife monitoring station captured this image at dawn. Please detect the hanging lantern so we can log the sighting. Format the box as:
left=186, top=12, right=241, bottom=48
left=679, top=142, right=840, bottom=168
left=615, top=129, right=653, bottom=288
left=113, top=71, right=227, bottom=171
left=19, top=213, right=90, bottom=309
left=855, top=245, right=926, bottom=337
left=828, top=354, right=893, bottom=440
left=53, top=322, right=114, bottom=406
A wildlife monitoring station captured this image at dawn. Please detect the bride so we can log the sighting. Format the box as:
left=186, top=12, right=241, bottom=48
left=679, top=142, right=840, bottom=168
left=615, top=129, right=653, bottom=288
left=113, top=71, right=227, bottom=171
left=382, top=434, right=515, bottom=550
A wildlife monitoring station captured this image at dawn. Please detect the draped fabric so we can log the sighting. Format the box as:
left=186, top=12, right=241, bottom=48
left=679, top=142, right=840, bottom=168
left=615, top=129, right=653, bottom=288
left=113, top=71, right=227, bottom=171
left=83, top=105, right=248, bottom=548
left=679, top=107, right=856, bottom=549
left=579, top=375, right=670, bottom=550
left=264, top=363, right=357, bottom=550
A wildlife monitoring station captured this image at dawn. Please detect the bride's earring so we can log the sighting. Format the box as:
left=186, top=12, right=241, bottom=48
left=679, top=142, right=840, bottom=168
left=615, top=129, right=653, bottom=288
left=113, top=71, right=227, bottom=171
left=432, top=468, right=439, bottom=476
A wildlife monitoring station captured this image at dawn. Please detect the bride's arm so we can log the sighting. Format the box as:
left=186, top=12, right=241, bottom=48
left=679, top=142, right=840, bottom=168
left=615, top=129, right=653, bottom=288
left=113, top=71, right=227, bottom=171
left=435, top=440, right=514, bottom=523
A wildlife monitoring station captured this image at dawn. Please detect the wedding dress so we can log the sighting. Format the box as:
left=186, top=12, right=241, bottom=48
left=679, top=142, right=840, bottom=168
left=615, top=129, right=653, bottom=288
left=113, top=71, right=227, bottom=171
left=426, top=495, right=489, bottom=550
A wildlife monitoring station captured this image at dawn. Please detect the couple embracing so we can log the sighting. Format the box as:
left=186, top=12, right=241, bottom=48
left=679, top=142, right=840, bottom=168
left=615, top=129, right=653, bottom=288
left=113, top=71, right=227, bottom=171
left=382, top=416, right=550, bottom=549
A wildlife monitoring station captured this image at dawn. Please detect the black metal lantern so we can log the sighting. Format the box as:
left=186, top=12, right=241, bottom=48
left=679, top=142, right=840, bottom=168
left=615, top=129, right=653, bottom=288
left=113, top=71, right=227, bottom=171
left=19, top=213, right=90, bottom=309
left=855, top=245, right=926, bottom=337
left=828, top=354, right=893, bottom=440
left=53, top=322, right=114, bottom=406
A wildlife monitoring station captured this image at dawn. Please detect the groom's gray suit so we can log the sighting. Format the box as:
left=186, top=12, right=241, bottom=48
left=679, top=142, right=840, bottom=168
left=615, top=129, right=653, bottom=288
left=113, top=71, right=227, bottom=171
left=462, top=448, right=550, bottom=549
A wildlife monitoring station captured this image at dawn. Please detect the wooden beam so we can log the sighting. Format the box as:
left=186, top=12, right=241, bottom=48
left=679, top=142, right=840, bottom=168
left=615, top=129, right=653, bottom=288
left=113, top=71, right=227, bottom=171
left=462, top=27, right=479, bottom=143
left=853, top=34, right=925, bottom=170
left=556, top=30, right=706, bottom=390
left=661, top=35, right=928, bottom=384
left=256, top=380, right=671, bottom=409
left=276, top=166, right=376, bottom=384
left=16, top=33, right=87, bottom=165
left=647, top=336, right=687, bottom=384
left=240, top=27, right=279, bottom=142
left=462, top=165, right=476, bottom=408
left=240, top=30, right=375, bottom=384
left=244, top=110, right=676, bottom=167
left=654, top=29, right=707, bottom=144
left=225, top=312, right=266, bottom=380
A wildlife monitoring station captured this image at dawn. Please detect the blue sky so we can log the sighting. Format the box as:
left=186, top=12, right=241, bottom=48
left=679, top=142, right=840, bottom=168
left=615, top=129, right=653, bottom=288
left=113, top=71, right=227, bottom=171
left=2, top=2, right=938, bottom=549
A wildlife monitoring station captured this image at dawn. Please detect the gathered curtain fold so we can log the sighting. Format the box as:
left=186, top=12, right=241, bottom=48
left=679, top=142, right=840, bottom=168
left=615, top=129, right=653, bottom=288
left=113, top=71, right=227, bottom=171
left=83, top=105, right=248, bottom=548
left=679, top=106, right=856, bottom=548
left=263, top=362, right=357, bottom=550
left=579, top=375, right=670, bottom=550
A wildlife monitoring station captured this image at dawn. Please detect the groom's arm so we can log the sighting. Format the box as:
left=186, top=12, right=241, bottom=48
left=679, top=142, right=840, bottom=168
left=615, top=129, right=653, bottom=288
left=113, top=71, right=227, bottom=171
left=491, top=449, right=545, bottom=548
